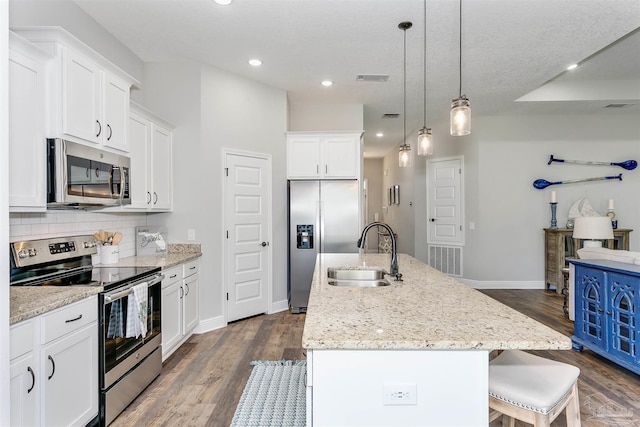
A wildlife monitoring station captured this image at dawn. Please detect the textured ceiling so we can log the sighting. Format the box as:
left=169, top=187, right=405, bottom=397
left=72, top=0, right=640, bottom=157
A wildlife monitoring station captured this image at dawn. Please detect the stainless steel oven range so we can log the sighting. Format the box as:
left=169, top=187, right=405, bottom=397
left=10, top=235, right=163, bottom=426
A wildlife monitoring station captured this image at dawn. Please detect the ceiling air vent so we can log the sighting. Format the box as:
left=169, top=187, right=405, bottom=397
left=382, top=113, right=400, bottom=119
left=603, top=103, right=634, bottom=109
left=356, top=74, right=390, bottom=82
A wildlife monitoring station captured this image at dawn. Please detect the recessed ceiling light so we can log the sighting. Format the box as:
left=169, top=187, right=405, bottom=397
left=376, top=132, right=384, bottom=137
left=321, top=80, right=333, bottom=87
left=248, top=59, right=262, bottom=67
left=213, top=0, right=232, bottom=5
left=566, top=63, right=578, bottom=71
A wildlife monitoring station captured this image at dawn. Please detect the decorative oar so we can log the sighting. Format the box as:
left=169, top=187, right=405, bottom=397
left=533, top=173, right=623, bottom=189
left=548, top=155, right=637, bottom=170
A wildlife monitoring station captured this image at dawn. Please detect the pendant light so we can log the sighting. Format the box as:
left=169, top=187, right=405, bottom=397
left=398, top=21, right=413, bottom=168
left=450, top=0, right=471, bottom=136
left=417, top=0, right=433, bottom=156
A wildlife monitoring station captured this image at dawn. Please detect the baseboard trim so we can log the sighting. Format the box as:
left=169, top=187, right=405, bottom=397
left=269, top=299, right=289, bottom=314
left=193, top=315, right=226, bottom=334
left=458, top=278, right=545, bottom=290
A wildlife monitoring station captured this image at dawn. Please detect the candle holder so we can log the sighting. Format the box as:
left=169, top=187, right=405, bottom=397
left=550, top=202, right=558, bottom=229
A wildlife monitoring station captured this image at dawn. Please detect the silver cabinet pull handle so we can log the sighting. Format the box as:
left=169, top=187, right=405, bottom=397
left=48, top=355, right=55, bottom=380
left=27, top=367, right=35, bottom=393
left=65, top=314, right=83, bottom=323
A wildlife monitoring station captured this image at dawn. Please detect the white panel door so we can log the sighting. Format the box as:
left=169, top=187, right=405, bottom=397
left=225, top=153, right=271, bottom=322
left=427, top=158, right=463, bottom=244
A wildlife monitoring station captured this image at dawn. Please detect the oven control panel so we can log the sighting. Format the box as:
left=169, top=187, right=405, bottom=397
left=11, top=235, right=99, bottom=267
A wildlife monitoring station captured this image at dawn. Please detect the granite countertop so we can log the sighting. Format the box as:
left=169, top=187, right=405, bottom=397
left=302, top=253, right=572, bottom=351
left=10, top=243, right=202, bottom=325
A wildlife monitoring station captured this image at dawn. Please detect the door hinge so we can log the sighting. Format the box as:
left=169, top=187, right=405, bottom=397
left=225, top=167, right=229, bottom=177
left=460, top=225, right=462, bottom=231
left=226, top=230, right=229, bottom=238
left=226, top=293, right=229, bottom=301
left=459, top=168, right=461, bottom=174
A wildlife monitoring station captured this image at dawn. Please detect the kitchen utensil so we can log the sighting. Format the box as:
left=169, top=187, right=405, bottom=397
left=112, top=232, right=123, bottom=246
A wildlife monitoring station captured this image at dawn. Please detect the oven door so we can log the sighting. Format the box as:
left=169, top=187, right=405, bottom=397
left=101, top=274, right=162, bottom=390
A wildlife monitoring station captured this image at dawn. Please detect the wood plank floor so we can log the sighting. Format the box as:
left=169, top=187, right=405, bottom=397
left=111, top=290, right=639, bottom=426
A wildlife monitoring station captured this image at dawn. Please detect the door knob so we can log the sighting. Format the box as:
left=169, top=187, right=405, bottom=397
left=261, top=242, right=269, bottom=247
left=430, top=218, right=437, bottom=222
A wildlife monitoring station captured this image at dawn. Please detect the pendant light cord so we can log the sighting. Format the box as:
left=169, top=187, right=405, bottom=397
left=423, top=0, right=427, bottom=126
left=458, top=0, right=463, bottom=98
left=403, top=24, right=407, bottom=145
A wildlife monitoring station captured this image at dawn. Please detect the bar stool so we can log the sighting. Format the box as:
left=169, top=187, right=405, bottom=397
left=488, top=350, right=581, bottom=427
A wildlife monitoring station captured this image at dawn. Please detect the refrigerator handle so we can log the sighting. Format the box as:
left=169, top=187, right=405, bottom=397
left=317, top=200, right=323, bottom=252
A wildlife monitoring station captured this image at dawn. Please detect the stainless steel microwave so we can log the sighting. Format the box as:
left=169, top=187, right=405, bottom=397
left=47, top=138, right=130, bottom=208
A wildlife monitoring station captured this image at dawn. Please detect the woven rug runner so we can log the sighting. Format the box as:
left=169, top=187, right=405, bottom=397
left=230, top=360, right=307, bottom=427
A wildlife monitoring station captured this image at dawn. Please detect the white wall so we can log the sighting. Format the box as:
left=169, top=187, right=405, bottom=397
left=136, top=62, right=288, bottom=324
left=289, top=102, right=363, bottom=131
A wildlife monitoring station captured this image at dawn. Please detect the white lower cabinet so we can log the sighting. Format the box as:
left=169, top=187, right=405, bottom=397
left=161, top=259, right=200, bottom=360
left=10, top=296, right=99, bottom=427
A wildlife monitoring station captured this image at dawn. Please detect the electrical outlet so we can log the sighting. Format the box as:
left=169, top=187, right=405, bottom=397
left=187, top=229, right=196, bottom=241
left=383, top=383, right=417, bottom=406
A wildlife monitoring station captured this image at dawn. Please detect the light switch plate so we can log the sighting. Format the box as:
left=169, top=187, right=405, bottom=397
left=188, top=229, right=196, bottom=241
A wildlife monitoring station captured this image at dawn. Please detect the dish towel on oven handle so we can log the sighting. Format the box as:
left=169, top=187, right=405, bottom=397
left=126, top=282, right=148, bottom=338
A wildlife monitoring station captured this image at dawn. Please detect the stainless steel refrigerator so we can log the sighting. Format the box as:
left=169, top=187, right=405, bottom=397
left=288, top=180, right=360, bottom=313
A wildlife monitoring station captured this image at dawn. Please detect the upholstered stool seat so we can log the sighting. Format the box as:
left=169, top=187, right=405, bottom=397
left=489, top=350, right=581, bottom=427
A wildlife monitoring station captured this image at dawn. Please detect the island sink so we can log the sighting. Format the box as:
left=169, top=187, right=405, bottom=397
left=326, top=267, right=391, bottom=287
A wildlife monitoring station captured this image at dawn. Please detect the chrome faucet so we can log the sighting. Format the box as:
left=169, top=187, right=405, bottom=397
left=357, top=222, right=402, bottom=281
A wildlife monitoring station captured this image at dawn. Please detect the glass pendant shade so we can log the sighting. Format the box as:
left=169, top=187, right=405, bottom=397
left=398, top=144, right=411, bottom=167
left=417, top=127, right=433, bottom=156
left=450, top=96, right=471, bottom=136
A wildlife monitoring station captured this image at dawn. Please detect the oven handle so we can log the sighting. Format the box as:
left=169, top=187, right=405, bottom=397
left=104, top=274, right=164, bottom=304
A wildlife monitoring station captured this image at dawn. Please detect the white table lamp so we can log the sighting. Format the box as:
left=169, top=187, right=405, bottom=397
left=572, top=216, right=614, bottom=248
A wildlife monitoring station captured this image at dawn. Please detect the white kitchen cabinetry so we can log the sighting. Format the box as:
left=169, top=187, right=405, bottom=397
left=286, top=131, right=363, bottom=179
left=128, top=103, right=174, bottom=211
left=13, top=27, right=138, bottom=152
left=161, top=260, right=200, bottom=360
left=10, top=296, right=98, bottom=427
left=8, top=32, right=50, bottom=212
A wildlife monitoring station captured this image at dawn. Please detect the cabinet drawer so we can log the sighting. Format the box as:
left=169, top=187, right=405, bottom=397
left=10, top=320, right=34, bottom=360
left=163, top=265, right=182, bottom=287
left=42, top=296, right=97, bottom=344
left=183, top=260, right=199, bottom=278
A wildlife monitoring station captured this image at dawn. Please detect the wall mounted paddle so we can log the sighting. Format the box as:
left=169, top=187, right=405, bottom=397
left=533, top=173, right=623, bottom=189
left=547, top=155, right=637, bottom=170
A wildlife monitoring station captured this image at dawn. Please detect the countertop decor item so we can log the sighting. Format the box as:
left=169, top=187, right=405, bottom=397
left=549, top=191, right=558, bottom=229
left=533, top=173, right=622, bottom=189
left=136, top=226, right=167, bottom=255
left=547, top=154, right=637, bottom=170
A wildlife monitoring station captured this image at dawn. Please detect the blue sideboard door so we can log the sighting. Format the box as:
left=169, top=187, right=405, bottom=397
left=607, top=272, right=639, bottom=366
left=574, top=266, right=607, bottom=349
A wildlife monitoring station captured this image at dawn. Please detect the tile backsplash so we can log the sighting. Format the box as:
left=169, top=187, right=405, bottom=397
left=10, top=211, right=148, bottom=259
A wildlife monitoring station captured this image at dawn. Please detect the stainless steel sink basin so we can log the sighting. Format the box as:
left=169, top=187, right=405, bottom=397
left=326, top=268, right=391, bottom=287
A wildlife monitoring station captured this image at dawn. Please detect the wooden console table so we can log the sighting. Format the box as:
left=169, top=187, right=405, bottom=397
left=544, top=228, right=632, bottom=294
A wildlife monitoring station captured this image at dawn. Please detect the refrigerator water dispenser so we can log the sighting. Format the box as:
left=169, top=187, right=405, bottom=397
left=297, top=225, right=314, bottom=249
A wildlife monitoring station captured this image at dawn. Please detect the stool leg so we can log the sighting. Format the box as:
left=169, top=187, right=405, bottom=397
left=533, top=412, right=551, bottom=427
left=501, top=414, right=515, bottom=427
left=565, top=382, right=581, bottom=427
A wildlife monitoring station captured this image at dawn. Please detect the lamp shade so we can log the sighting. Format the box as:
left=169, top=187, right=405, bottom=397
left=573, top=216, right=614, bottom=242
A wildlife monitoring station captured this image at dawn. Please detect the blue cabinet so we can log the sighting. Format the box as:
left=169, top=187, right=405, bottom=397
left=571, top=259, right=640, bottom=375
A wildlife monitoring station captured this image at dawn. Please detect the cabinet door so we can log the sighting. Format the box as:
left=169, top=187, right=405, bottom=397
left=607, top=272, right=639, bottom=364
left=10, top=353, right=39, bottom=427
left=323, top=135, right=358, bottom=178
left=287, top=136, right=321, bottom=178
left=183, top=274, right=199, bottom=334
left=574, top=266, right=607, bottom=349
left=151, top=124, right=173, bottom=210
left=42, top=323, right=98, bottom=427
left=128, top=111, right=152, bottom=209
left=103, top=73, right=130, bottom=152
left=62, top=47, right=101, bottom=144
left=8, top=46, right=47, bottom=211
left=162, top=280, right=183, bottom=357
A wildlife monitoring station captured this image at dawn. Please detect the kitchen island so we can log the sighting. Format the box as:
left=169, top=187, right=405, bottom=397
left=302, top=253, right=571, bottom=426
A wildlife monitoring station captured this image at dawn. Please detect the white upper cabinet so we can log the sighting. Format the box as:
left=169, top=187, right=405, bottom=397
left=8, top=32, right=51, bottom=212
left=286, top=131, right=363, bottom=179
left=127, top=103, right=174, bottom=212
left=13, top=27, right=138, bottom=153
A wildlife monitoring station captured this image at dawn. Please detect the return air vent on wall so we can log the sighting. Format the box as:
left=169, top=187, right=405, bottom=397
left=356, top=74, right=390, bottom=82
left=603, top=103, right=635, bottom=109
left=382, top=113, right=400, bottom=119
left=428, top=245, right=462, bottom=277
